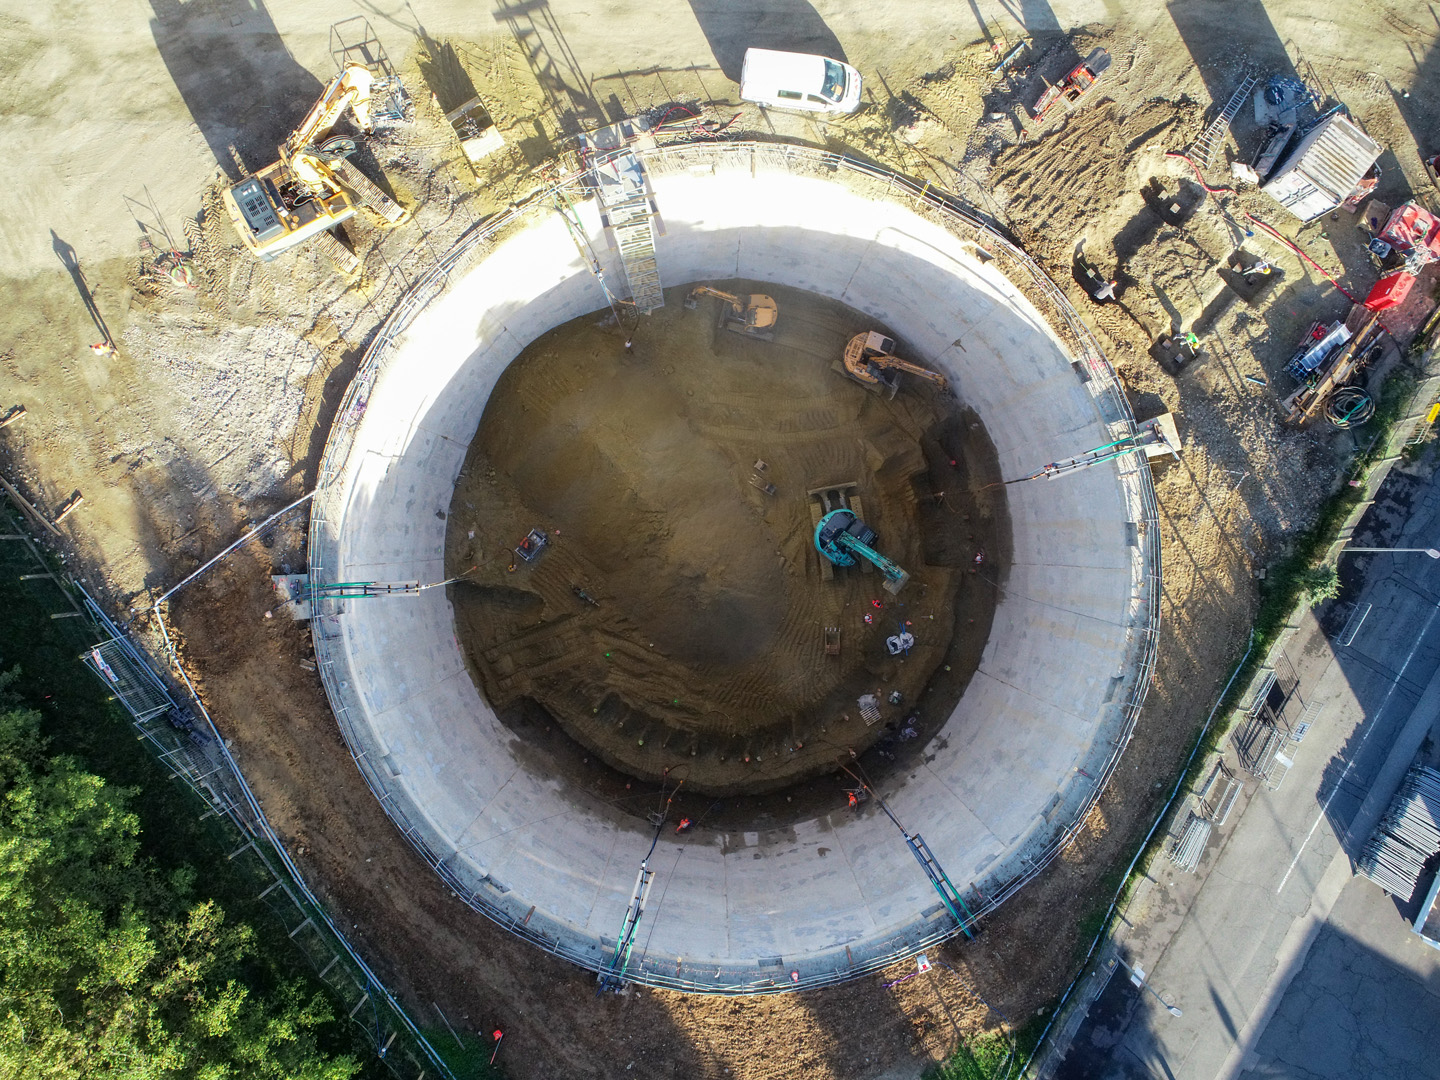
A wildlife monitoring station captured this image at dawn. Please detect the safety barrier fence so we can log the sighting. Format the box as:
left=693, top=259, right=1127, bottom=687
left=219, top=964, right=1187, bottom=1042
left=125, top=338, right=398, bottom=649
left=307, top=140, right=1161, bottom=993
left=0, top=511, right=455, bottom=1080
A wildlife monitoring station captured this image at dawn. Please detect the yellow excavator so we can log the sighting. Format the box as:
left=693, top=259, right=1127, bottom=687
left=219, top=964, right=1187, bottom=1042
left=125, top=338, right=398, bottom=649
left=221, top=64, right=407, bottom=263
left=685, top=285, right=779, bottom=338
left=842, top=332, right=948, bottom=394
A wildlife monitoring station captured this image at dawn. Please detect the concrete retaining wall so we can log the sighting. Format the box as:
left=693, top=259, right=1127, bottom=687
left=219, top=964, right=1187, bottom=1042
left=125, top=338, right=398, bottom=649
left=308, top=146, right=1159, bottom=992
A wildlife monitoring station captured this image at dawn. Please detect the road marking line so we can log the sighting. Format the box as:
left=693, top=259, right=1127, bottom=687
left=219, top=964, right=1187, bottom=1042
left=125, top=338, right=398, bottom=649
left=1277, top=762, right=1353, bottom=894
left=1275, top=596, right=1440, bottom=895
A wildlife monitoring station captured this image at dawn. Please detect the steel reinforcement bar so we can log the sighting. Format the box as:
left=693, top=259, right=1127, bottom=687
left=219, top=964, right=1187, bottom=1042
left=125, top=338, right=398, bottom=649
left=306, top=139, right=1161, bottom=994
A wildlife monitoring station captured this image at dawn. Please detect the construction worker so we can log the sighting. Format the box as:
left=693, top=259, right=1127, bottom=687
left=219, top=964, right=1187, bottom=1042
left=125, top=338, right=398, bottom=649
left=675, top=817, right=692, bottom=833
left=89, top=341, right=115, bottom=357
left=847, top=792, right=859, bottom=809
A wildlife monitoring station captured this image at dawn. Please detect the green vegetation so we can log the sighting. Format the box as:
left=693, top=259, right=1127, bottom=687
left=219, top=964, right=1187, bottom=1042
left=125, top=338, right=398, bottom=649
left=0, top=527, right=383, bottom=1080
left=422, top=1028, right=505, bottom=1079
left=0, top=675, right=366, bottom=1079
left=924, top=1029, right=1015, bottom=1080
left=1295, top=564, right=1341, bottom=606
left=925, top=1014, right=1046, bottom=1080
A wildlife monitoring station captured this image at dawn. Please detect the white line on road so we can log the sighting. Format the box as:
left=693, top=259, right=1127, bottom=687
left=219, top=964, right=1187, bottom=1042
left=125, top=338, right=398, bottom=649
left=1275, top=596, right=1440, bottom=895
left=1221, top=648, right=1440, bottom=1080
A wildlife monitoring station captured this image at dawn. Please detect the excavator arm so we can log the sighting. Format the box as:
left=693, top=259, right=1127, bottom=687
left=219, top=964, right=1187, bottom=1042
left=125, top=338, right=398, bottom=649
left=842, top=332, right=948, bottom=390
left=870, top=355, right=949, bottom=389
left=281, top=64, right=376, bottom=164
left=686, top=286, right=744, bottom=312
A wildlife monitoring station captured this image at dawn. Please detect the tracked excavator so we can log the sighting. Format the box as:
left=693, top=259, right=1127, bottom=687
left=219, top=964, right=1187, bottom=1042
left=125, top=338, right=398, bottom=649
left=841, top=332, right=948, bottom=395
left=685, top=285, right=779, bottom=338
left=221, top=64, right=408, bottom=263
left=814, top=507, right=910, bottom=594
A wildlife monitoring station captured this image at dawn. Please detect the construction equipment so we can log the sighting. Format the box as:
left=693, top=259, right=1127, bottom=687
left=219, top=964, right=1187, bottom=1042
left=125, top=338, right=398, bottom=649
left=841, top=332, right=948, bottom=396
left=1030, top=48, right=1111, bottom=126
left=1282, top=311, right=1383, bottom=424
left=685, top=286, right=778, bottom=338
left=221, top=64, right=408, bottom=262
left=1380, top=203, right=1440, bottom=263
left=1006, top=414, right=1180, bottom=483
left=514, top=528, right=549, bottom=564
left=814, top=507, right=910, bottom=594
left=885, top=629, right=914, bottom=656
left=1285, top=320, right=1351, bottom=382
left=328, top=16, right=413, bottom=124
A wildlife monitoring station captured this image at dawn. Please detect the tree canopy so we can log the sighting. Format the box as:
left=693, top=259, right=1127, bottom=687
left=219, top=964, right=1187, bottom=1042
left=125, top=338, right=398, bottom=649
left=0, top=670, right=360, bottom=1080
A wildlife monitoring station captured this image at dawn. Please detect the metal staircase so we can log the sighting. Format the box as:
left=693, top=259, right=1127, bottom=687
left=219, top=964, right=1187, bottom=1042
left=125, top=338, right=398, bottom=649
left=1189, top=73, right=1258, bottom=167
left=587, top=143, right=664, bottom=314
left=612, top=200, right=664, bottom=313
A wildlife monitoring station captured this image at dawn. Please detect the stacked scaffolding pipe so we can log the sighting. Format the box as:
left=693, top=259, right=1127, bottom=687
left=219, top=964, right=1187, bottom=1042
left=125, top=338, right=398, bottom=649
left=1167, top=813, right=1211, bottom=873
left=1358, top=765, right=1440, bottom=897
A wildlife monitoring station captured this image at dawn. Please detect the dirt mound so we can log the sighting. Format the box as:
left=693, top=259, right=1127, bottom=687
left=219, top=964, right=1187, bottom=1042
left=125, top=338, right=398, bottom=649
left=446, top=282, right=1008, bottom=795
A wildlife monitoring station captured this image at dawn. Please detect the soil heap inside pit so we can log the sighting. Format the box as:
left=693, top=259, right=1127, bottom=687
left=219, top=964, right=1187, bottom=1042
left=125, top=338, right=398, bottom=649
left=445, top=281, right=1008, bottom=797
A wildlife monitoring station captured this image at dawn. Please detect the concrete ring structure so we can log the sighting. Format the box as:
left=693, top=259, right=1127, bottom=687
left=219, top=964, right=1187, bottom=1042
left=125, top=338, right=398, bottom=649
left=308, top=142, right=1160, bottom=994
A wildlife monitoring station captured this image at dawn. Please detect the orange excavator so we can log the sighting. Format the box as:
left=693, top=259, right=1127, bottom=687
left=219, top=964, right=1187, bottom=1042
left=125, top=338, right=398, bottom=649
left=685, top=286, right=779, bottom=337
left=841, top=332, right=948, bottom=394
left=221, top=64, right=408, bottom=264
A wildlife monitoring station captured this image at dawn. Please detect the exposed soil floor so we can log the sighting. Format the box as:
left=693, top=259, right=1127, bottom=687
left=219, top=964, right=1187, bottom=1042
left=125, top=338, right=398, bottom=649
left=5, top=2, right=1440, bottom=1079
left=445, top=282, right=1005, bottom=799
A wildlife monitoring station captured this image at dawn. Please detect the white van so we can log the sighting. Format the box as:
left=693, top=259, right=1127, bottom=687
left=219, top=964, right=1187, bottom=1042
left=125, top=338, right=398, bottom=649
left=739, top=48, right=863, bottom=115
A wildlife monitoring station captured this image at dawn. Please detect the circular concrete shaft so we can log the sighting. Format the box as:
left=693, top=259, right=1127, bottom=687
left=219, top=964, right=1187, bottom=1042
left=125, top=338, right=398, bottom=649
left=310, top=145, right=1158, bottom=993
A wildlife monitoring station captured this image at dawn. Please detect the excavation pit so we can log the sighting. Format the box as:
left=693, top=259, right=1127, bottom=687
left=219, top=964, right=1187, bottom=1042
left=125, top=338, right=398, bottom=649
left=310, top=145, right=1159, bottom=992
left=446, top=281, right=1005, bottom=798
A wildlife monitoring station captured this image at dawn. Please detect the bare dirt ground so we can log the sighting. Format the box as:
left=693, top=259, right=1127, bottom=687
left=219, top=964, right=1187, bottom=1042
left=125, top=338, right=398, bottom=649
left=4, top=1, right=1440, bottom=1078
left=446, top=281, right=1002, bottom=798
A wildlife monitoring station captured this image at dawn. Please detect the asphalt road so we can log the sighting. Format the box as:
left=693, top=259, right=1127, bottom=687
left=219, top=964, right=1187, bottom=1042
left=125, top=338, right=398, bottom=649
left=1052, top=453, right=1440, bottom=1080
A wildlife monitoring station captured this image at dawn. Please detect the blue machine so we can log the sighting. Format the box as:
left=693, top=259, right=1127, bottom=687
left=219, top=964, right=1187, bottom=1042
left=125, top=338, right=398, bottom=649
left=814, top=508, right=910, bottom=594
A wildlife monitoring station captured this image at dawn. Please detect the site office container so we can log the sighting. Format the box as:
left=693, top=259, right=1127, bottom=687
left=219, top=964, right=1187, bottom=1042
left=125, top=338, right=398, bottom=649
left=740, top=48, right=863, bottom=114
left=1261, top=113, right=1382, bottom=222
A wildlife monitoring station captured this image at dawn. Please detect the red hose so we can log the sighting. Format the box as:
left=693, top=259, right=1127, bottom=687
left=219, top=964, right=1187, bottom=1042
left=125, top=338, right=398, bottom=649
left=1164, top=151, right=1359, bottom=303
left=1241, top=212, right=1359, bottom=303
left=1164, top=150, right=1234, bottom=195
left=655, top=104, right=699, bottom=128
